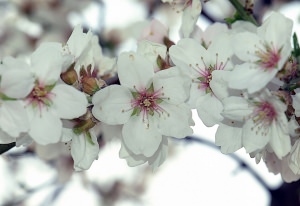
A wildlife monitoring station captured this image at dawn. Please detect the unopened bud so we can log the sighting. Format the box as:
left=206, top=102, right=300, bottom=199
left=156, top=55, right=171, bottom=70
left=60, top=64, right=78, bottom=85
left=163, top=36, right=175, bottom=50
left=82, top=77, right=105, bottom=95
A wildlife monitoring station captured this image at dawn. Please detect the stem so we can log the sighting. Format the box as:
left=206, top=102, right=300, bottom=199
left=228, top=0, right=258, bottom=26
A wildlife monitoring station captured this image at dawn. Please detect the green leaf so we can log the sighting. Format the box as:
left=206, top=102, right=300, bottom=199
left=0, top=142, right=16, bottom=155
left=227, top=0, right=258, bottom=26
left=292, top=33, right=300, bottom=58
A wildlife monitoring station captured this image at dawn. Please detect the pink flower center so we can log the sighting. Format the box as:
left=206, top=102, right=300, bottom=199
left=26, top=81, right=55, bottom=112
left=255, top=43, right=281, bottom=70
left=193, top=54, right=229, bottom=93
left=251, top=101, right=276, bottom=134
left=131, top=83, right=166, bottom=125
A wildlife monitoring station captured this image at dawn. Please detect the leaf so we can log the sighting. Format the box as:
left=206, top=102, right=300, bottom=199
left=292, top=33, right=300, bottom=58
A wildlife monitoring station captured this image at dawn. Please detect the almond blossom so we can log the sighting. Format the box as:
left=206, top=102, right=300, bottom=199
left=0, top=56, right=34, bottom=140
left=23, top=42, right=88, bottom=145
left=92, top=51, right=194, bottom=159
left=228, top=12, right=293, bottom=93
left=161, top=0, right=202, bottom=38
left=119, top=136, right=168, bottom=171
left=221, top=89, right=291, bottom=159
left=169, top=33, right=233, bottom=126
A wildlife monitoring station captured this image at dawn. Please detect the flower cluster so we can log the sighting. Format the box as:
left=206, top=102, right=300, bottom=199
left=1, top=0, right=300, bottom=183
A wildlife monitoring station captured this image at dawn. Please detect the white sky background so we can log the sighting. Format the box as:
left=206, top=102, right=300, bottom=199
left=3, top=0, right=300, bottom=205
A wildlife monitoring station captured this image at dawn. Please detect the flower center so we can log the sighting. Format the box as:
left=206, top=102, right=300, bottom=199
left=255, top=43, right=281, bottom=70
left=193, top=54, right=229, bottom=94
left=131, top=83, right=165, bottom=123
left=251, top=101, right=276, bottom=135
left=26, top=81, right=55, bottom=110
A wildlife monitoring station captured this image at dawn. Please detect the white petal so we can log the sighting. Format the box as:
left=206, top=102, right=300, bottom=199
left=52, top=84, right=87, bottom=119
left=0, top=129, right=16, bottom=144
left=228, top=63, right=277, bottom=93
left=71, top=130, right=99, bottom=171
left=119, top=141, right=147, bottom=167
left=258, top=12, right=293, bottom=46
left=0, top=57, right=34, bottom=98
left=169, top=38, right=208, bottom=70
left=31, top=42, right=64, bottom=84
left=92, top=85, right=132, bottom=125
left=28, top=108, right=62, bottom=145
left=233, top=32, right=261, bottom=62
left=137, top=40, right=167, bottom=67
left=215, top=122, right=242, bottom=154
left=158, top=103, right=194, bottom=138
left=148, top=136, right=168, bottom=171
left=242, top=120, right=270, bottom=153
left=269, top=121, right=291, bottom=159
left=292, top=93, right=300, bottom=116
left=180, top=0, right=202, bottom=38
left=117, top=52, right=153, bottom=90
left=122, top=115, right=162, bottom=157
left=0, top=101, right=30, bottom=137
left=222, top=96, right=252, bottom=122
left=289, top=139, right=300, bottom=175
left=153, top=67, right=190, bottom=104
left=196, top=94, right=223, bottom=127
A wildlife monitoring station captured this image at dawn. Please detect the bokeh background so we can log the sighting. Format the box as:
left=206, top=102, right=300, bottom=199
left=1, top=0, right=300, bottom=205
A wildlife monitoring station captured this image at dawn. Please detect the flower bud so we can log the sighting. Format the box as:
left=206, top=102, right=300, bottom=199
left=60, top=64, right=78, bottom=85
left=82, top=77, right=99, bottom=95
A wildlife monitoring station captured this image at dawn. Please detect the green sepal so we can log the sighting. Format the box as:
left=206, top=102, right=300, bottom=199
left=147, top=83, right=154, bottom=93
left=155, top=98, right=163, bottom=104
left=131, top=107, right=141, bottom=116
left=85, top=131, right=95, bottom=145
left=131, top=91, right=139, bottom=99
left=197, top=76, right=206, bottom=82
left=157, top=55, right=164, bottom=69
left=148, top=109, right=154, bottom=116
left=73, top=127, right=82, bottom=135
left=0, top=93, right=17, bottom=101
left=44, top=83, right=56, bottom=92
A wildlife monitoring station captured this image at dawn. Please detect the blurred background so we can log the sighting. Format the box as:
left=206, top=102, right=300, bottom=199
left=1, top=0, right=300, bottom=205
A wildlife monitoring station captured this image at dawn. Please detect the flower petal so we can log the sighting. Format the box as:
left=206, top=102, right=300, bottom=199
left=242, top=120, right=270, bottom=153
left=222, top=96, right=252, bottom=122
left=92, top=85, right=132, bottom=125
left=122, top=115, right=162, bottom=157
left=228, top=63, right=277, bottom=94
left=0, top=57, right=34, bottom=98
left=0, top=101, right=30, bottom=137
left=71, top=130, right=99, bottom=171
left=31, top=42, right=65, bottom=84
left=117, top=52, right=154, bottom=90
left=196, top=94, right=223, bottom=127
left=52, top=84, right=88, bottom=119
left=28, top=108, right=62, bottom=145
left=158, top=103, right=194, bottom=138
left=269, top=121, right=291, bottom=159
left=153, top=67, right=190, bottom=104
left=215, top=122, right=243, bottom=154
